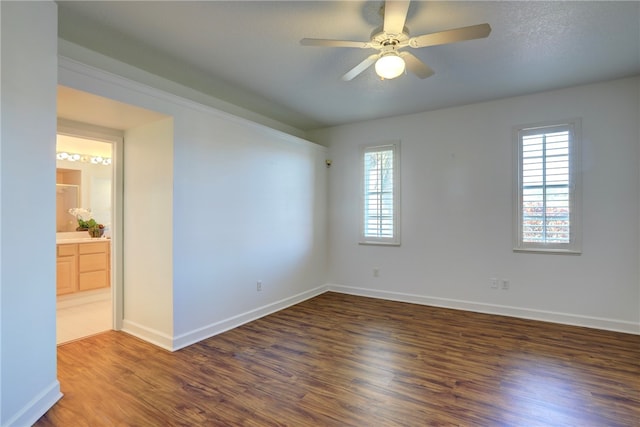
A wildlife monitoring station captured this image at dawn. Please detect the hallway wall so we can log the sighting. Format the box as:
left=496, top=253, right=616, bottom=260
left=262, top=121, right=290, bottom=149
left=0, top=2, right=62, bottom=425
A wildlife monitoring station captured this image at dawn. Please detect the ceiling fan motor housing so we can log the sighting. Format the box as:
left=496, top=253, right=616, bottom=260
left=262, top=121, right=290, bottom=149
left=370, top=27, right=411, bottom=49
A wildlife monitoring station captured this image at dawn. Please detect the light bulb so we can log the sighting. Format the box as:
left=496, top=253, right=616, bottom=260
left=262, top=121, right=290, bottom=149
left=375, top=53, right=405, bottom=79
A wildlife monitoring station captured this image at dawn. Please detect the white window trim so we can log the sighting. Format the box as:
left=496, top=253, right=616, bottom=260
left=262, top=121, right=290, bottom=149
left=513, top=118, right=582, bottom=254
left=359, top=142, right=401, bottom=246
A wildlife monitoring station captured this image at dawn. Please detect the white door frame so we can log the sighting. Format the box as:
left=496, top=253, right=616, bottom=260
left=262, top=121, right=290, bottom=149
left=57, top=118, right=124, bottom=330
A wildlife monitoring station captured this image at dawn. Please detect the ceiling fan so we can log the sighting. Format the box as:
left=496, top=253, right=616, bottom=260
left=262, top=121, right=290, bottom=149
left=300, top=0, right=491, bottom=81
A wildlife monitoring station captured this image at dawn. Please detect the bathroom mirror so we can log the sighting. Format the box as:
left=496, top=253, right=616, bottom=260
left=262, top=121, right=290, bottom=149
left=55, top=135, right=113, bottom=234
left=56, top=184, right=80, bottom=231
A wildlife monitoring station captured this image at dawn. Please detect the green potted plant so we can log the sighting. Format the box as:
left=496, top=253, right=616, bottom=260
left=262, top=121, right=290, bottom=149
left=86, top=219, right=105, bottom=238
left=68, top=208, right=105, bottom=237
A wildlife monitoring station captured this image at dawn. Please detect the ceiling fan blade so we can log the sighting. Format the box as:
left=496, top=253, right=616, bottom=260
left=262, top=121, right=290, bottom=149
left=342, top=54, right=379, bottom=81
left=400, top=51, right=434, bottom=79
left=383, top=0, right=411, bottom=35
left=409, top=23, right=492, bottom=48
left=300, top=38, right=372, bottom=49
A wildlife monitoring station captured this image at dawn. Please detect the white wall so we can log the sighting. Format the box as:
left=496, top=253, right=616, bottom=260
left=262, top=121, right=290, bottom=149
left=171, top=108, right=328, bottom=348
left=58, top=44, right=329, bottom=351
left=0, top=2, right=62, bottom=426
left=311, top=77, right=640, bottom=334
left=122, top=118, right=175, bottom=347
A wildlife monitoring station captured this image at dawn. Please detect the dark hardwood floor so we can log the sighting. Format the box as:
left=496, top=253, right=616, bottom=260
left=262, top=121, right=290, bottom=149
left=36, top=292, right=639, bottom=426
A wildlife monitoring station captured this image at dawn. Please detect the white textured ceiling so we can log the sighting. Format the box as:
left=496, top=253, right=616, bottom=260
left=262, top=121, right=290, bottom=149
left=57, top=1, right=640, bottom=133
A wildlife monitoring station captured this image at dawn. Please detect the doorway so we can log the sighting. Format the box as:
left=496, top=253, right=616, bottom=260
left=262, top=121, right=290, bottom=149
left=56, top=84, right=170, bottom=345
left=55, top=130, right=121, bottom=344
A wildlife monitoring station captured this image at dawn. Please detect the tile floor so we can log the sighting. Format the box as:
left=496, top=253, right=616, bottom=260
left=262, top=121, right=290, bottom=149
left=57, top=298, right=112, bottom=344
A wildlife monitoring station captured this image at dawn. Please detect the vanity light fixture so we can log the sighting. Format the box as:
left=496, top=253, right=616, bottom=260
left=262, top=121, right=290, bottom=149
left=57, top=151, right=112, bottom=166
left=91, top=156, right=112, bottom=166
left=56, top=152, right=81, bottom=161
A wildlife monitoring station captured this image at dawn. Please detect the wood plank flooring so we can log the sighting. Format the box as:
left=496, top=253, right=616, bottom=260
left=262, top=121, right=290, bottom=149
left=36, top=292, right=639, bottom=426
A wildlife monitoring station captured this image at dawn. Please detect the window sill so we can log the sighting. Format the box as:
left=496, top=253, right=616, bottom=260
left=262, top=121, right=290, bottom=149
left=513, top=247, right=581, bottom=255
left=359, top=241, right=401, bottom=247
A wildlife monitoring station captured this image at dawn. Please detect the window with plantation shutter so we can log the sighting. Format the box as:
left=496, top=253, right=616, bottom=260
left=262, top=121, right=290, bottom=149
left=360, top=143, right=400, bottom=245
left=514, top=119, right=582, bottom=253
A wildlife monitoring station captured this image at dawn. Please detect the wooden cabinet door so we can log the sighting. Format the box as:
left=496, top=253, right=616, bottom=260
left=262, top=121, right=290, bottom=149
left=57, top=241, right=110, bottom=295
left=56, top=255, right=77, bottom=295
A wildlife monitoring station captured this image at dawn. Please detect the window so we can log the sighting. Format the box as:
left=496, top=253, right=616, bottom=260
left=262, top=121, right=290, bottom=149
left=514, top=119, right=581, bottom=253
left=360, top=143, right=400, bottom=245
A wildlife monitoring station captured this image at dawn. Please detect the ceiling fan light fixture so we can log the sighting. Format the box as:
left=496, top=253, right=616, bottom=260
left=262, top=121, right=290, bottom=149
left=375, top=53, right=405, bottom=79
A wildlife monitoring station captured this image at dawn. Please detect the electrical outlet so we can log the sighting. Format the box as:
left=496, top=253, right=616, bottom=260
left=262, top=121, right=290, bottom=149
left=373, top=268, right=380, bottom=278
left=490, top=278, right=499, bottom=289
left=257, top=281, right=262, bottom=292
left=501, top=279, right=510, bottom=290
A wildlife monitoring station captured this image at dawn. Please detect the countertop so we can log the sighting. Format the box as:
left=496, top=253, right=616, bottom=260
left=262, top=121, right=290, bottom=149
left=56, top=231, right=111, bottom=245
left=57, top=237, right=110, bottom=244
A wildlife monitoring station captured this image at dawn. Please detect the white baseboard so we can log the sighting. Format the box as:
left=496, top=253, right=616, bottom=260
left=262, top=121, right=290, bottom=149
left=2, top=380, right=62, bottom=427
left=172, top=285, right=328, bottom=351
left=327, top=284, right=640, bottom=335
left=121, top=319, right=174, bottom=351
left=122, top=283, right=638, bottom=352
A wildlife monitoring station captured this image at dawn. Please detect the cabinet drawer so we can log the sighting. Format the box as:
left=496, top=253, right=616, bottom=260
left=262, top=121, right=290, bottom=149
left=79, top=253, right=107, bottom=272
left=79, top=270, right=108, bottom=291
left=79, top=242, right=108, bottom=254
left=57, top=244, right=77, bottom=257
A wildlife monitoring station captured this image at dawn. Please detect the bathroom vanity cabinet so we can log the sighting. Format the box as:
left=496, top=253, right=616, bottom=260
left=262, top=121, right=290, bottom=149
left=56, top=240, right=110, bottom=295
